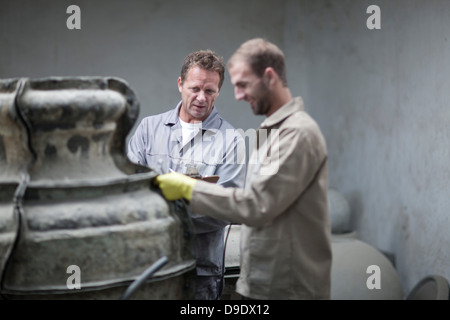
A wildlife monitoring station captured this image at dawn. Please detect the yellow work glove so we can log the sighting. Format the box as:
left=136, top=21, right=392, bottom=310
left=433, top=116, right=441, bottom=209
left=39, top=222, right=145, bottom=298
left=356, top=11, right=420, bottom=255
left=154, top=172, right=197, bottom=201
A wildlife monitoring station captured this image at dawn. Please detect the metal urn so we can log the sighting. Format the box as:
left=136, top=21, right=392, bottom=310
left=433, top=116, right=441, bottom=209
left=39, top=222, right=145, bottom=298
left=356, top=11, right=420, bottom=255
left=0, top=77, right=196, bottom=299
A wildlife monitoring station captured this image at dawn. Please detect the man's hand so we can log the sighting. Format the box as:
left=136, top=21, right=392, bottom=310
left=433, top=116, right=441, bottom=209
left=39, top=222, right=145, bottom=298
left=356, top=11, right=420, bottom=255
left=154, top=172, right=197, bottom=201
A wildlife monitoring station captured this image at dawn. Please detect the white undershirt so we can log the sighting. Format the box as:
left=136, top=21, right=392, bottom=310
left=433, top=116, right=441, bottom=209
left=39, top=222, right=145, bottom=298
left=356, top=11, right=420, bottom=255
left=179, top=118, right=202, bottom=146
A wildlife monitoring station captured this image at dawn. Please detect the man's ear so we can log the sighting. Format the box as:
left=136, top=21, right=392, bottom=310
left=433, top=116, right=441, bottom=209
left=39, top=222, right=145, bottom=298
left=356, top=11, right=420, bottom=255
left=177, top=77, right=183, bottom=93
left=264, top=67, right=277, bottom=87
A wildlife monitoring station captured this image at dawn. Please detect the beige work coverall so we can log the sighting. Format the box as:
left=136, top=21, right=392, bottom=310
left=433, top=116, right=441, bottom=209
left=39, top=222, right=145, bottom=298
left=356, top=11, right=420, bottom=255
left=191, top=97, right=332, bottom=300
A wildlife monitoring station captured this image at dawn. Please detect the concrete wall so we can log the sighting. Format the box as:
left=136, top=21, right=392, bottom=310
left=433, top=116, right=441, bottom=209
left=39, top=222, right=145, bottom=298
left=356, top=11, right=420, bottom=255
left=1, top=0, right=449, bottom=296
left=0, top=0, right=286, bottom=132
left=294, top=0, right=450, bottom=294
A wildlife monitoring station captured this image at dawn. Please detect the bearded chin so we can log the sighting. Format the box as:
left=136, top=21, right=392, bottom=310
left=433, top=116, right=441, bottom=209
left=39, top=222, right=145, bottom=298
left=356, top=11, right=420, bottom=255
left=253, top=80, right=271, bottom=115
left=254, top=92, right=271, bottom=115
left=254, top=101, right=265, bottom=115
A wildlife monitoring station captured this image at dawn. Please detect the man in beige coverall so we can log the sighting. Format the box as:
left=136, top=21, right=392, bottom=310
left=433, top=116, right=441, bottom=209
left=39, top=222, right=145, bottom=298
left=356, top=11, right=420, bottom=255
left=155, top=38, right=332, bottom=300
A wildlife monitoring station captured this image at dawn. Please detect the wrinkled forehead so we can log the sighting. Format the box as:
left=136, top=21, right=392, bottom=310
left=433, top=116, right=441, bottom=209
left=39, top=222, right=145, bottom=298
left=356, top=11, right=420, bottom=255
left=184, top=66, right=220, bottom=85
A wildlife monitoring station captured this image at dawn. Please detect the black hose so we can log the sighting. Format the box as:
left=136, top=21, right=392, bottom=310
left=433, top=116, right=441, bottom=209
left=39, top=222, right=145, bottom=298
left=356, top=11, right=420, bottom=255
left=120, top=256, right=169, bottom=300
left=217, top=223, right=234, bottom=300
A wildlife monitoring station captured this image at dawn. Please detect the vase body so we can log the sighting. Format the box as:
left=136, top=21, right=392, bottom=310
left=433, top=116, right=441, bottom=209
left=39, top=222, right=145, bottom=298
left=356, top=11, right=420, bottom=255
left=330, top=237, right=404, bottom=300
left=0, top=77, right=195, bottom=299
left=0, top=78, right=31, bottom=284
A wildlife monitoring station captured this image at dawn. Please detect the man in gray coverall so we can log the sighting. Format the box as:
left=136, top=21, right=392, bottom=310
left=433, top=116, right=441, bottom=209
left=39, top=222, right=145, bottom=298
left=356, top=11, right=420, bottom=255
left=127, top=50, right=246, bottom=299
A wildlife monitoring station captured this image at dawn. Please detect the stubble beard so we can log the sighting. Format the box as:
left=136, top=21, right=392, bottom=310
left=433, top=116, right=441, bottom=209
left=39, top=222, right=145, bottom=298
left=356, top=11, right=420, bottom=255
left=253, top=81, right=271, bottom=116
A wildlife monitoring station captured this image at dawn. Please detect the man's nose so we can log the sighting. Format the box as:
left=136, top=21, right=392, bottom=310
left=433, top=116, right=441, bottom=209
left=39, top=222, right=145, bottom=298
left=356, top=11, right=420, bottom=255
left=234, top=87, right=245, bottom=101
left=197, top=91, right=206, bottom=102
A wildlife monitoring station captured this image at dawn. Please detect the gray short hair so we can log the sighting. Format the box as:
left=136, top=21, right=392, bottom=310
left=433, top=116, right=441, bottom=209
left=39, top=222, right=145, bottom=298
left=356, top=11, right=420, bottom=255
left=180, top=50, right=225, bottom=89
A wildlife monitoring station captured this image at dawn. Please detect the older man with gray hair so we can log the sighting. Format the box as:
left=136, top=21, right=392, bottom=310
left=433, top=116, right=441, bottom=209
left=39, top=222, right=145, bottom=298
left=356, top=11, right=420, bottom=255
left=128, top=50, right=246, bottom=300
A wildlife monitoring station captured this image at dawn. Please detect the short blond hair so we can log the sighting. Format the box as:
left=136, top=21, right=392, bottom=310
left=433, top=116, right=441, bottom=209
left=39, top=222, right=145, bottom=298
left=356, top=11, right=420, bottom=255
left=228, top=38, right=287, bottom=86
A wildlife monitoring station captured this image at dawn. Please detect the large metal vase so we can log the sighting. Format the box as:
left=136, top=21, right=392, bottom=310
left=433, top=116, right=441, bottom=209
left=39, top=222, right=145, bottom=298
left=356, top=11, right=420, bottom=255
left=0, top=78, right=31, bottom=288
left=0, top=77, right=195, bottom=299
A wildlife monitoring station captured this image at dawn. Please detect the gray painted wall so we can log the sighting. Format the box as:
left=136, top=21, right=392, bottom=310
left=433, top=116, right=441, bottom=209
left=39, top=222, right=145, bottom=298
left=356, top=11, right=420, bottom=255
left=295, top=0, right=450, bottom=294
left=0, top=0, right=283, bottom=132
left=1, top=0, right=449, bottom=296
